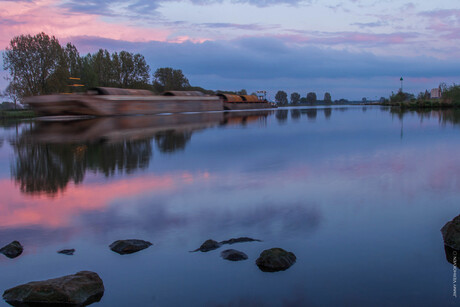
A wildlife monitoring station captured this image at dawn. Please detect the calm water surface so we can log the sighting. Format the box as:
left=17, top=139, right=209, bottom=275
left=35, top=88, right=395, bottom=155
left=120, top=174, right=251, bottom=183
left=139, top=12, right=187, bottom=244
left=1, top=106, right=460, bottom=306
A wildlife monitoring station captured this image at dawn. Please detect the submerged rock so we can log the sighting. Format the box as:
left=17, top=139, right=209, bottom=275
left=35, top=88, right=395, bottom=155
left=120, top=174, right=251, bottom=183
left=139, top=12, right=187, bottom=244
left=2, top=271, right=104, bottom=306
left=192, top=237, right=261, bottom=252
left=441, top=214, right=460, bottom=250
left=109, top=239, right=152, bottom=255
left=0, top=241, right=23, bottom=259
left=58, top=249, right=75, bottom=256
left=220, top=237, right=261, bottom=245
left=192, top=239, right=222, bottom=252
left=256, top=248, right=296, bottom=272
left=221, top=249, right=248, bottom=261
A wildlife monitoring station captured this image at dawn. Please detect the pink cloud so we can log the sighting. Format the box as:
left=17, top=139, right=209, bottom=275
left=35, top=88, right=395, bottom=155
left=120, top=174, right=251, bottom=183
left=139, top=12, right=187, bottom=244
left=0, top=0, right=173, bottom=49
left=419, top=9, right=460, bottom=40
left=0, top=171, right=211, bottom=229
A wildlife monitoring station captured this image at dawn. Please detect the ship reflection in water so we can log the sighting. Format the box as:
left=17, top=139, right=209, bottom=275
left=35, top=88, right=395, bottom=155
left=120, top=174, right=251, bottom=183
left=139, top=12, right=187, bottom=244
left=11, top=111, right=273, bottom=196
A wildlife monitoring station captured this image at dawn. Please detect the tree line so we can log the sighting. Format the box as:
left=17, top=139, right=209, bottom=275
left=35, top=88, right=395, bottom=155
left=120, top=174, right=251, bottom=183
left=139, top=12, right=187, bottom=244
left=274, top=90, right=333, bottom=106
left=2, top=32, right=198, bottom=102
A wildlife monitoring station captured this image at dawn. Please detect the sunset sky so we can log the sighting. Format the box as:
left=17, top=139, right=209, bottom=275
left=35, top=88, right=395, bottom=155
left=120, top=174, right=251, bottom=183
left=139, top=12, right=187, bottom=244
left=1, top=0, right=459, bottom=100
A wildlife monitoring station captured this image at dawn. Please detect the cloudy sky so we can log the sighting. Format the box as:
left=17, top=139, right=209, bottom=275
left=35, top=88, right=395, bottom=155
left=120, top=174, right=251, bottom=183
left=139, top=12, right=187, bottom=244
left=1, top=0, right=459, bottom=100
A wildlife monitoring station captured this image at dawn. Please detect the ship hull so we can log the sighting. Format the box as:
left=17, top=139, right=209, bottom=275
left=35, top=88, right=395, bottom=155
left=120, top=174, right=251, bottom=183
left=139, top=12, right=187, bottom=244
left=25, top=95, right=224, bottom=116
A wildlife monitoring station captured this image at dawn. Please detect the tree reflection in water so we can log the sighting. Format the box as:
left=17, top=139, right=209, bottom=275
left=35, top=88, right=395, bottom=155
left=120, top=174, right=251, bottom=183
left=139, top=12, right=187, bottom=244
left=324, top=108, right=332, bottom=119
left=275, top=110, right=288, bottom=123
left=154, top=130, right=192, bottom=153
left=11, top=138, right=153, bottom=195
left=390, top=108, right=460, bottom=126
left=290, top=109, right=301, bottom=120
left=7, top=110, right=280, bottom=196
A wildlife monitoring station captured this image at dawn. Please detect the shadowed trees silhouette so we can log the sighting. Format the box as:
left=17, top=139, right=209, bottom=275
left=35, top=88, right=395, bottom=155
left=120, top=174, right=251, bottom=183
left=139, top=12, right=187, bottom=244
left=275, top=91, right=288, bottom=105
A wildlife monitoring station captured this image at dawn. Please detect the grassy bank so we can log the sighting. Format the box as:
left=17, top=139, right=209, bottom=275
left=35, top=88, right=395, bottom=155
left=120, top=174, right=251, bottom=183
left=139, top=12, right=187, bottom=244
left=0, top=109, right=36, bottom=118
left=382, top=99, right=459, bottom=109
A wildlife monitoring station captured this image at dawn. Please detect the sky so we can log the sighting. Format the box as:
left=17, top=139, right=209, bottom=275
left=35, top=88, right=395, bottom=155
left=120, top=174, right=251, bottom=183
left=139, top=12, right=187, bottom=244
left=1, top=0, right=459, bottom=100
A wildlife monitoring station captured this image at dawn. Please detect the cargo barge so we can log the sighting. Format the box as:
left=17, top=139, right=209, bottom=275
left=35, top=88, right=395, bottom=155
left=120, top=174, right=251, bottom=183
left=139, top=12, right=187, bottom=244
left=25, top=88, right=275, bottom=116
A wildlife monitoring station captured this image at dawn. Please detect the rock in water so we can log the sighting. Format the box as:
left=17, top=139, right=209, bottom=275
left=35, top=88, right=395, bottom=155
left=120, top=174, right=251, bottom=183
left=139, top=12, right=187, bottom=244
left=192, top=239, right=222, bottom=252
left=0, top=241, right=23, bottom=259
left=220, top=237, right=261, bottom=245
left=2, top=271, right=104, bottom=306
left=256, top=248, right=296, bottom=272
left=109, top=239, right=152, bottom=255
left=221, top=249, right=248, bottom=261
left=442, top=215, right=460, bottom=250
left=58, top=249, right=75, bottom=256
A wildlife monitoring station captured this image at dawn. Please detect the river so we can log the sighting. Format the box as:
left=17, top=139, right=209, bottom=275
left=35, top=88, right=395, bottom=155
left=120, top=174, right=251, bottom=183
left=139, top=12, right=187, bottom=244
left=0, top=106, right=459, bottom=306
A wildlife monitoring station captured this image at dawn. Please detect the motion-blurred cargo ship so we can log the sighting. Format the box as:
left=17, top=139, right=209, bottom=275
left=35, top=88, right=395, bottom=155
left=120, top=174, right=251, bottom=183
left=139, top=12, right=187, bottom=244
left=25, top=88, right=276, bottom=116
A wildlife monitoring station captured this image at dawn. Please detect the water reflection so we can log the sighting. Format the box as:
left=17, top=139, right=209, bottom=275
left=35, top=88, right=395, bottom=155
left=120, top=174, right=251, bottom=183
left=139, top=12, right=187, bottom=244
left=324, top=108, right=331, bottom=119
left=2, top=106, right=460, bottom=306
left=290, top=109, right=301, bottom=120
left=275, top=109, right=288, bottom=123
left=11, top=138, right=152, bottom=195
left=305, top=108, right=317, bottom=120
left=10, top=111, right=273, bottom=196
left=390, top=108, right=460, bottom=126
left=155, top=130, right=191, bottom=153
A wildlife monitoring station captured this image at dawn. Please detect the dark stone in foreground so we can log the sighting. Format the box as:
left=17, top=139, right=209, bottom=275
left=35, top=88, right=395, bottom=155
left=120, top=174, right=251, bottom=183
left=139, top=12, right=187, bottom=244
left=58, top=249, right=75, bottom=256
left=221, top=249, right=248, bottom=261
left=192, top=239, right=222, bottom=252
left=441, top=214, right=460, bottom=250
left=256, top=248, right=296, bottom=272
left=0, top=241, right=23, bottom=259
left=2, top=271, right=104, bottom=306
left=444, top=245, right=460, bottom=269
left=109, top=239, right=152, bottom=255
left=220, top=237, right=261, bottom=245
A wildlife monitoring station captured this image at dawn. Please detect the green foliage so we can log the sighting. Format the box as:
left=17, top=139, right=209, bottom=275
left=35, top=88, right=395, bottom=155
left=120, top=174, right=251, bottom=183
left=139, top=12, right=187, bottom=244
left=3, top=32, right=66, bottom=99
left=153, top=67, right=190, bottom=92
left=324, top=92, right=332, bottom=104
left=306, top=92, right=317, bottom=104
left=0, top=109, right=35, bottom=118
left=82, top=49, right=151, bottom=90
left=390, top=90, right=414, bottom=103
left=3, top=33, right=153, bottom=100
left=275, top=90, right=288, bottom=105
left=290, top=92, right=300, bottom=105
left=442, top=84, right=460, bottom=104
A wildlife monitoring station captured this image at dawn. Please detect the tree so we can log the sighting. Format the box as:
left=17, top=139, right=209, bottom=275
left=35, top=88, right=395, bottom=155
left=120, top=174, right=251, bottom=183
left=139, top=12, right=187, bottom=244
left=3, top=32, right=65, bottom=99
left=237, top=89, right=248, bottom=95
left=390, top=91, right=414, bottom=103
left=111, top=51, right=150, bottom=88
left=275, top=90, right=288, bottom=105
left=290, top=92, right=300, bottom=105
left=324, top=92, right=332, bottom=104
left=91, top=49, right=113, bottom=87
left=306, top=92, right=317, bottom=105
left=153, top=67, right=190, bottom=92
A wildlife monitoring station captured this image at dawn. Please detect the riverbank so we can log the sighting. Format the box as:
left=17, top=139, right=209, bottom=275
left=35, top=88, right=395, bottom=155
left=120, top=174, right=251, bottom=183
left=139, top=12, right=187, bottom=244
left=375, top=99, right=459, bottom=109
left=0, top=109, right=36, bottom=118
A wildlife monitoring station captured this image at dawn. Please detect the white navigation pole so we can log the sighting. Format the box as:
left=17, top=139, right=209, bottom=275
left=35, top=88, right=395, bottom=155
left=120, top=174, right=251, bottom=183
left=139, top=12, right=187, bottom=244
left=400, top=77, right=404, bottom=92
